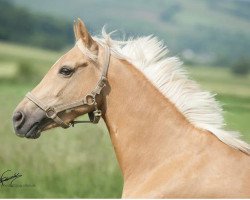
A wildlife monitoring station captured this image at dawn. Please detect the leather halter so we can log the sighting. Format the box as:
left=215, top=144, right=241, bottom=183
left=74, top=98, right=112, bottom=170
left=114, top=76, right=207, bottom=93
left=25, top=44, right=110, bottom=129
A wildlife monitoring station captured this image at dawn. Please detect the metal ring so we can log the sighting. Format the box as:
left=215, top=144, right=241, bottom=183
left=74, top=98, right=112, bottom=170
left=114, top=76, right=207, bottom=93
left=45, top=107, right=57, bottom=119
left=84, top=94, right=96, bottom=106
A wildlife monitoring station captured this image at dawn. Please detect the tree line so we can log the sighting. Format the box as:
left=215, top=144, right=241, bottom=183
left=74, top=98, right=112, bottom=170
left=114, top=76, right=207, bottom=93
left=0, top=0, right=73, bottom=50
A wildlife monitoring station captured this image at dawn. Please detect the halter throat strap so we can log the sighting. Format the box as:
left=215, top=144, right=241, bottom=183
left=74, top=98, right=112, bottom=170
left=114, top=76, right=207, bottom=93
left=25, top=44, right=110, bottom=129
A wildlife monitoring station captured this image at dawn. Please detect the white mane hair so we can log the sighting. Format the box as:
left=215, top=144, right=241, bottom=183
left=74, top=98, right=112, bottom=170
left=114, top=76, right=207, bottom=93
left=90, top=29, right=249, bottom=154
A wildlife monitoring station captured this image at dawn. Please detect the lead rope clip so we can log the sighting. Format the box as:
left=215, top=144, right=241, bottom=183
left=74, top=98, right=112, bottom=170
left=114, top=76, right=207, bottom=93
left=90, top=102, right=102, bottom=124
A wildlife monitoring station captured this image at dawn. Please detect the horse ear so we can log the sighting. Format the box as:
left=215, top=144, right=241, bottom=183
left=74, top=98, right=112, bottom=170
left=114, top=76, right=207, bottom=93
left=76, top=18, right=97, bottom=50
left=73, top=20, right=79, bottom=41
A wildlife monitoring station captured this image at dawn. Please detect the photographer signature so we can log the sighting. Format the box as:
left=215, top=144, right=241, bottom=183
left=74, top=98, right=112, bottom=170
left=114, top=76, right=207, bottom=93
left=0, top=170, right=22, bottom=186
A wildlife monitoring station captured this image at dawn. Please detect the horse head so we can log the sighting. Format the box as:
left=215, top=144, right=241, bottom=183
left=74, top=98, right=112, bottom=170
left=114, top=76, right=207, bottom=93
left=13, top=19, right=108, bottom=139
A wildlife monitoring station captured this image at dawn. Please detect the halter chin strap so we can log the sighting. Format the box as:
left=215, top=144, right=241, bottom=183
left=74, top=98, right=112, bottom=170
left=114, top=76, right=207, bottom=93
left=25, top=45, right=110, bottom=129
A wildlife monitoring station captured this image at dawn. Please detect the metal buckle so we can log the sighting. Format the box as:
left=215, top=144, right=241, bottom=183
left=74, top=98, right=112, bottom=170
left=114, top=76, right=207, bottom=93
left=99, top=76, right=107, bottom=87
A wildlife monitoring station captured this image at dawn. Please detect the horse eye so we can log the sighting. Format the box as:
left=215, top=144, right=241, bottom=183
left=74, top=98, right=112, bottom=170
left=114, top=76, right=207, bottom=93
left=59, top=67, right=74, bottom=77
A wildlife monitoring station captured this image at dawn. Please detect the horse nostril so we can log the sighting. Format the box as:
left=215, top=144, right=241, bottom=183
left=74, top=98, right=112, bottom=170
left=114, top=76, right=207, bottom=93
left=13, top=111, right=22, bottom=121
left=13, top=111, right=25, bottom=128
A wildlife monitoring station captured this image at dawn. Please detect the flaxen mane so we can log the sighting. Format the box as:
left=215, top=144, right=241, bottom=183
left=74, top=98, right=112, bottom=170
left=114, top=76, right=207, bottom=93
left=77, top=29, right=250, bottom=154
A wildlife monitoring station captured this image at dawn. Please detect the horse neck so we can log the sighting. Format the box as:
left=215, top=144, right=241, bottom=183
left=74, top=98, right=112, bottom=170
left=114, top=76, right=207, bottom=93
left=101, top=56, right=208, bottom=181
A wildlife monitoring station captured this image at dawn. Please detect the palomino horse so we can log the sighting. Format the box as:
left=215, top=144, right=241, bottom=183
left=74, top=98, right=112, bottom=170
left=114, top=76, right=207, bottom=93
left=13, top=19, right=250, bottom=198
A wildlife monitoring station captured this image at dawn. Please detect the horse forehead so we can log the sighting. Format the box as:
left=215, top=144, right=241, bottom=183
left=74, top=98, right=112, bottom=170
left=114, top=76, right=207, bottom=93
left=53, top=46, right=84, bottom=67
left=64, top=46, right=83, bottom=60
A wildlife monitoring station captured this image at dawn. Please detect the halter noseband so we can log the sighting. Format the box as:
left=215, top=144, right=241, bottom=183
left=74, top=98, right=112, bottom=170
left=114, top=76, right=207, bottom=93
left=25, top=44, right=110, bottom=129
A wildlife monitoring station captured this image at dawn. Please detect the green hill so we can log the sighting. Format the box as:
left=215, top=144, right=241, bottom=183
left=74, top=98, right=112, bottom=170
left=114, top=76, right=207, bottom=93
left=12, top=0, right=250, bottom=66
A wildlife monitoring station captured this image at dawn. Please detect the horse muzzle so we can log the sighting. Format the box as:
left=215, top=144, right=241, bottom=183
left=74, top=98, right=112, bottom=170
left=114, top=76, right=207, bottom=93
left=12, top=108, right=46, bottom=139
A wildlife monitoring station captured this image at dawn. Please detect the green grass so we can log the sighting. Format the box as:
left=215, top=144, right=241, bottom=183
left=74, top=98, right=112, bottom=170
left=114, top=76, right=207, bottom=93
left=0, top=41, right=60, bottom=63
left=187, top=66, right=250, bottom=97
left=0, top=42, right=249, bottom=198
left=0, top=62, right=18, bottom=78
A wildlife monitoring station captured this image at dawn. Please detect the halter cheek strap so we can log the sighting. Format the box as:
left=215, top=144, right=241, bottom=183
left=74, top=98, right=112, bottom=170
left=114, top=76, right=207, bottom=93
left=25, top=45, right=110, bottom=129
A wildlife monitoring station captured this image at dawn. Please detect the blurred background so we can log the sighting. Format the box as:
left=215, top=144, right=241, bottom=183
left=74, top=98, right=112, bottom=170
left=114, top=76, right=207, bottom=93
left=0, top=0, right=249, bottom=198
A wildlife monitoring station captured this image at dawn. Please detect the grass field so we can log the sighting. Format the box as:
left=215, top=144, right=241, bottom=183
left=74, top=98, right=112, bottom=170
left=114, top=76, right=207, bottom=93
left=0, top=42, right=249, bottom=198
